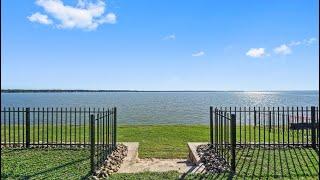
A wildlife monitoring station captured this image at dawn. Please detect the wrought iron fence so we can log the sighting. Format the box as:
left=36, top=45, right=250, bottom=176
left=210, top=107, right=236, bottom=172
left=90, top=107, right=117, bottom=174
left=209, top=106, right=319, bottom=173
left=0, top=107, right=117, bottom=148
left=1, top=107, right=118, bottom=174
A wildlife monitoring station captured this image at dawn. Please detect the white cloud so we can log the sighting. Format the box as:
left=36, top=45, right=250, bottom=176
left=163, top=34, right=176, bottom=40
left=29, top=0, right=116, bottom=30
left=288, top=38, right=317, bottom=47
left=192, top=51, right=205, bottom=57
left=303, top=37, right=317, bottom=45
left=274, top=44, right=292, bottom=55
left=246, top=48, right=266, bottom=58
left=288, top=41, right=301, bottom=46
left=27, top=12, right=53, bottom=25
left=246, top=37, right=317, bottom=58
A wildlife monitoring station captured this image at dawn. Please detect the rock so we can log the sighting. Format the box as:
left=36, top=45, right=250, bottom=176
left=196, top=144, right=231, bottom=173
left=92, top=144, right=128, bottom=179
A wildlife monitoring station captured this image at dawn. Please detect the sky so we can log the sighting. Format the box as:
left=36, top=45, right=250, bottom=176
left=1, top=0, right=319, bottom=91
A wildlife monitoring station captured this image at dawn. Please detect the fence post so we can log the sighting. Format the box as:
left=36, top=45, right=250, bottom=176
left=210, top=106, right=213, bottom=145
left=215, top=109, right=218, bottom=151
left=113, top=107, right=117, bottom=149
left=230, top=114, right=236, bottom=173
left=311, top=106, right=316, bottom=149
left=254, top=109, right=256, bottom=127
left=26, top=108, right=30, bottom=148
left=90, top=114, right=95, bottom=174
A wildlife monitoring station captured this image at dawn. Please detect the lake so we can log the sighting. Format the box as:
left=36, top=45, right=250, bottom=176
left=1, top=91, right=319, bottom=124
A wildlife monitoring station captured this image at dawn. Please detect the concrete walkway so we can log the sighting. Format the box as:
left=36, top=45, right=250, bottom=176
left=117, top=142, right=206, bottom=174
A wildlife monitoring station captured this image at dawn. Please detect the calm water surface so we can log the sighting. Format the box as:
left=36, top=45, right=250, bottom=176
left=1, top=91, right=318, bottom=124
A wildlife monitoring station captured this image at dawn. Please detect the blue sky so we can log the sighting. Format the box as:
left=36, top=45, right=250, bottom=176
left=1, top=0, right=319, bottom=90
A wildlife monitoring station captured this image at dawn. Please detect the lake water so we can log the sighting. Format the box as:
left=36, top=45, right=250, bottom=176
left=1, top=91, right=319, bottom=124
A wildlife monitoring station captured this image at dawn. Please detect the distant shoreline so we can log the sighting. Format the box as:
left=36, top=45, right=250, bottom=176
left=1, top=89, right=318, bottom=93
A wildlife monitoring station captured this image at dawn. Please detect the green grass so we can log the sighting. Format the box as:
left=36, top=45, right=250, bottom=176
left=1, top=148, right=91, bottom=179
left=234, top=147, right=318, bottom=179
left=2, top=124, right=314, bottom=158
left=118, top=125, right=209, bottom=158
left=1, top=125, right=319, bottom=179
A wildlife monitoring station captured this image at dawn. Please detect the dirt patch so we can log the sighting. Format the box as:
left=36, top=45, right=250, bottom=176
left=118, top=158, right=194, bottom=173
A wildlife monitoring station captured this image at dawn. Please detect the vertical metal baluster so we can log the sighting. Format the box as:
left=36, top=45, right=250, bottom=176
left=96, top=113, right=100, bottom=166
left=296, top=107, right=299, bottom=145
left=224, top=108, right=226, bottom=151
left=47, top=108, right=49, bottom=147
left=249, top=107, right=251, bottom=146
left=277, top=107, right=280, bottom=146
left=8, top=107, right=11, bottom=146
left=60, top=108, right=62, bottom=146
left=51, top=108, right=53, bottom=144
left=13, top=107, right=15, bottom=145
left=33, top=108, right=35, bottom=145
left=306, top=107, right=309, bottom=145
left=56, top=108, right=58, bottom=145
left=317, top=107, right=319, bottom=146
left=301, top=107, right=304, bottom=145
left=90, top=114, right=95, bottom=174
left=287, top=107, right=290, bottom=145
left=243, top=107, right=247, bottom=144
left=239, top=107, right=241, bottom=145
left=18, top=108, right=20, bottom=145
left=84, top=107, right=87, bottom=145
left=88, top=107, right=91, bottom=146
left=111, top=108, right=113, bottom=150
left=23, top=108, right=25, bottom=146
left=234, top=107, right=237, bottom=146
left=254, top=107, right=256, bottom=146
left=42, top=107, right=44, bottom=146
left=268, top=108, right=271, bottom=147
left=272, top=107, right=275, bottom=146
left=258, top=107, right=261, bottom=146
left=107, top=109, right=110, bottom=154
left=79, top=107, right=82, bottom=144
left=282, top=107, right=285, bottom=146
left=4, top=107, right=7, bottom=146
left=100, top=111, right=103, bottom=166
left=75, top=107, right=77, bottom=145
left=70, top=107, right=72, bottom=147
left=292, top=107, right=294, bottom=146
left=263, top=107, right=266, bottom=147
left=37, top=107, right=40, bottom=145
left=65, top=108, right=67, bottom=146
left=220, top=109, right=222, bottom=155
left=103, top=109, right=105, bottom=158
left=210, top=107, right=213, bottom=145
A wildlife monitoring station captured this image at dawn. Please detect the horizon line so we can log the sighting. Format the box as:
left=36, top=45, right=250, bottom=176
left=1, top=89, right=319, bottom=93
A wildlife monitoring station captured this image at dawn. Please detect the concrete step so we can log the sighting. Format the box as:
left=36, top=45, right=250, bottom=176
left=187, top=142, right=207, bottom=165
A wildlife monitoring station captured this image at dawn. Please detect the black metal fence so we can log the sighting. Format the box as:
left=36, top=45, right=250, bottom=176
left=0, top=107, right=117, bottom=147
left=210, top=107, right=236, bottom=172
left=1, top=107, right=117, bottom=174
left=209, top=106, right=320, bottom=173
left=90, top=107, right=117, bottom=174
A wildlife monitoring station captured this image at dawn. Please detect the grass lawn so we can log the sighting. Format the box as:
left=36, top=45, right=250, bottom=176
left=2, top=124, right=314, bottom=158
left=1, top=125, right=319, bottom=179
left=118, top=125, right=210, bottom=158
left=1, top=148, right=91, bottom=179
